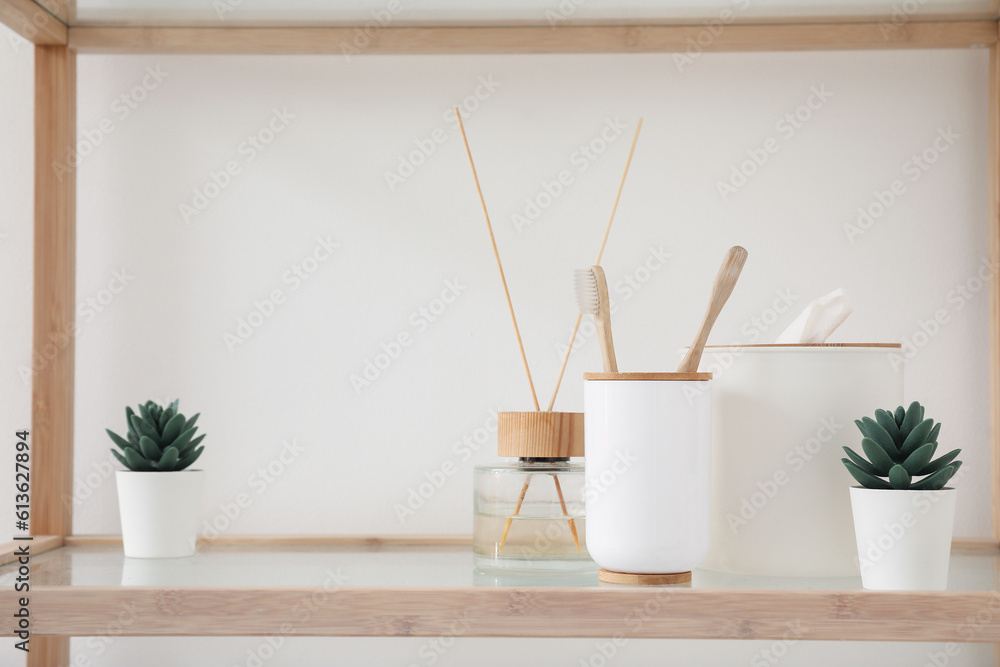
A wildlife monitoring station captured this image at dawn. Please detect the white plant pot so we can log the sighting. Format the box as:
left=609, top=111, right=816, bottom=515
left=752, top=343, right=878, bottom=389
left=849, top=486, right=956, bottom=590
left=584, top=373, right=712, bottom=575
left=116, top=470, right=204, bottom=558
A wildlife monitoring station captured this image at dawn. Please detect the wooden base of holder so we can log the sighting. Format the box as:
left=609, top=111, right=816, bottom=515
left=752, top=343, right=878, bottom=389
left=598, top=568, right=692, bottom=585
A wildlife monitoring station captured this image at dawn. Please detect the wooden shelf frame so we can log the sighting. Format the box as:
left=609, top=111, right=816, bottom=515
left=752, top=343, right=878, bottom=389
left=2, top=539, right=1000, bottom=642
left=3, top=2, right=1000, bottom=663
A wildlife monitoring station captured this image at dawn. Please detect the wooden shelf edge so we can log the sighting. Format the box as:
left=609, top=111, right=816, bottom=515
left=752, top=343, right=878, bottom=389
left=0, top=535, right=62, bottom=565
left=63, top=534, right=472, bottom=547
left=67, top=20, right=998, bottom=55
left=56, top=535, right=998, bottom=549
left=0, top=0, right=67, bottom=44
left=1, top=585, right=998, bottom=642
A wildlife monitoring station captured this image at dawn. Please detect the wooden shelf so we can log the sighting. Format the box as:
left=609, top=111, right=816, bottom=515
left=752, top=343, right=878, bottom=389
left=2, top=538, right=999, bottom=642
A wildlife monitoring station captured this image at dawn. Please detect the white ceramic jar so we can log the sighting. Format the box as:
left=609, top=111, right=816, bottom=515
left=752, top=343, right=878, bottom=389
left=701, top=344, right=903, bottom=577
left=584, top=372, right=712, bottom=575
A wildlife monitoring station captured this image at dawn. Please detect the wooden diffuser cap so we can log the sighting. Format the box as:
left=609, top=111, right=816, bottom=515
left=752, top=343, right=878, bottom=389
left=497, top=411, right=584, bottom=458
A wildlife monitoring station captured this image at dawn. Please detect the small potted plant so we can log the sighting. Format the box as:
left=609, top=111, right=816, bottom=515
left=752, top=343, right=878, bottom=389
left=841, top=401, right=961, bottom=590
left=108, top=399, right=206, bottom=558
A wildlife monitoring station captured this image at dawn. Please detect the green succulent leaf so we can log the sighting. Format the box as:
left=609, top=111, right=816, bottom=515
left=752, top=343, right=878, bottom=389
left=854, top=419, right=869, bottom=438
left=902, top=442, right=937, bottom=475
left=138, top=436, right=162, bottom=461
left=874, top=409, right=901, bottom=444
left=123, top=447, right=153, bottom=471
left=155, top=446, right=180, bottom=471
left=157, top=406, right=174, bottom=430
left=911, top=465, right=958, bottom=491
left=894, top=405, right=906, bottom=426
left=106, top=429, right=131, bottom=451
left=171, top=426, right=199, bottom=453
left=138, top=402, right=154, bottom=426
left=110, top=400, right=205, bottom=471
left=176, top=445, right=204, bottom=471
left=900, top=401, right=923, bottom=440
left=160, top=413, right=186, bottom=445
left=843, top=446, right=881, bottom=477
left=900, top=418, right=934, bottom=459
left=181, top=433, right=205, bottom=454
left=861, top=416, right=897, bottom=459
left=920, top=448, right=962, bottom=476
left=130, top=413, right=160, bottom=444
left=928, top=422, right=941, bottom=445
left=111, top=448, right=129, bottom=469
left=843, top=460, right=892, bottom=489
left=888, top=464, right=911, bottom=489
left=861, top=437, right=894, bottom=474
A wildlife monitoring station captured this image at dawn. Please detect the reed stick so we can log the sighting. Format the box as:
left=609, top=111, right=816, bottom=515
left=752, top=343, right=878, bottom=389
left=552, top=474, right=580, bottom=552
left=546, top=118, right=644, bottom=411
left=498, top=474, right=532, bottom=552
left=455, top=107, right=540, bottom=410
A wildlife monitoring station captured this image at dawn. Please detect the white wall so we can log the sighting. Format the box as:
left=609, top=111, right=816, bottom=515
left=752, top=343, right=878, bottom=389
left=1, top=22, right=995, bottom=667
left=68, top=47, right=991, bottom=538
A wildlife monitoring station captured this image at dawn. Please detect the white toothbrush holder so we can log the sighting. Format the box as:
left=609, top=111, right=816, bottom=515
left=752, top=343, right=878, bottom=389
left=583, top=372, right=713, bottom=584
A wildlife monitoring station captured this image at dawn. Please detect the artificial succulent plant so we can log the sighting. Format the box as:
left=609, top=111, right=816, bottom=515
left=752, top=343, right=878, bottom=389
left=842, top=401, right=961, bottom=490
left=108, top=399, right=205, bottom=471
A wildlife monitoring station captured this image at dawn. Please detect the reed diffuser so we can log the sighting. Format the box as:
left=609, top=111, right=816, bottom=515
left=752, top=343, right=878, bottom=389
left=455, top=109, right=643, bottom=571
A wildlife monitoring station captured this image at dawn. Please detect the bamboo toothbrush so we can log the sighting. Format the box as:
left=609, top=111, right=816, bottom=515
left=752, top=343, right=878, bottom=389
left=677, top=246, right=748, bottom=373
left=575, top=265, right=618, bottom=373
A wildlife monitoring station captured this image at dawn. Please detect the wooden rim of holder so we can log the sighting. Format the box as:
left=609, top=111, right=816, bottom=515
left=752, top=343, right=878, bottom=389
left=497, top=411, right=584, bottom=458
left=599, top=569, right=692, bottom=585
left=583, top=372, right=712, bottom=381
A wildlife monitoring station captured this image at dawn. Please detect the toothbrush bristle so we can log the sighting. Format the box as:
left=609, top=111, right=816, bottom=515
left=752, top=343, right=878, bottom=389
left=574, top=268, right=600, bottom=314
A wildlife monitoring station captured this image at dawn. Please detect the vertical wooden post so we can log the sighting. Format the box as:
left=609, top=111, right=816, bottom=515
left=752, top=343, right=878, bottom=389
left=991, top=42, right=1000, bottom=543
left=30, top=43, right=76, bottom=667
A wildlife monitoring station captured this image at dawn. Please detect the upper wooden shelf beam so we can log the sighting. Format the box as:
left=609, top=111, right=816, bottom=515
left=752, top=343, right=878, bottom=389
left=68, top=20, right=998, bottom=55
left=0, top=0, right=65, bottom=44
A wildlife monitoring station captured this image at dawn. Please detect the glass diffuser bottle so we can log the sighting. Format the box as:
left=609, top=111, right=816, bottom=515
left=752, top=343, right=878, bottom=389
left=473, top=411, right=594, bottom=572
